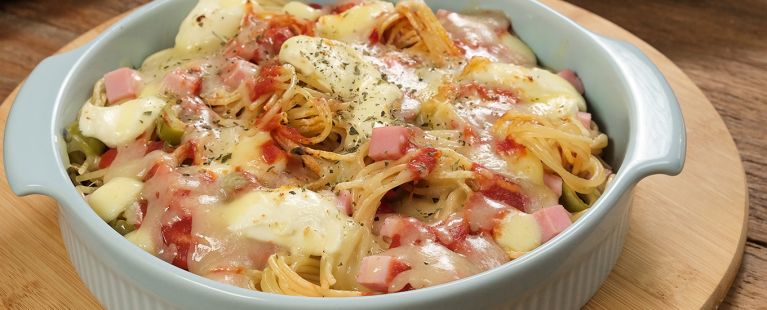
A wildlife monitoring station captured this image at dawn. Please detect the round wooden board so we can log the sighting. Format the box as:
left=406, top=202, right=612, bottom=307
left=0, top=1, right=747, bottom=309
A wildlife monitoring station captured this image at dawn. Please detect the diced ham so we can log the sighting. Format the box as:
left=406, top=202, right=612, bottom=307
left=103, top=67, right=140, bottom=104
left=432, top=213, right=470, bottom=251
left=368, top=126, right=411, bottom=161
left=356, top=255, right=411, bottom=292
left=533, top=205, right=572, bottom=243
left=337, top=190, right=353, bottom=216
left=543, top=173, right=563, bottom=198
left=221, top=58, right=259, bottom=90
left=576, top=111, right=592, bottom=128
left=379, top=215, right=434, bottom=248
left=163, top=68, right=202, bottom=98
left=558, top=69, right=585, bottom=94
left=464, top=192, right=512, bottom=232
left=451, top=234, right=509, bottom=271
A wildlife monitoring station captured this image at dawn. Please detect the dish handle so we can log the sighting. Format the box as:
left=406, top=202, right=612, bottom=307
left=598, top=37, right=686, bottom=181
left=4, top=45, right=89, bottom=198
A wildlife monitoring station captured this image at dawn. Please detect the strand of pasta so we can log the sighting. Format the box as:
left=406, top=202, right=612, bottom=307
left=394, top=0, right=461, bottom=65
left=495, top=112, right=608, bottom=193
left=259, top=254, right=362, bottom=297
left=252, top=64, right=297, bottom=129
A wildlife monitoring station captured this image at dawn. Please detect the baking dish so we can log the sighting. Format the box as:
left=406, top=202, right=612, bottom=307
left=3, top=0, right=685, bottom=309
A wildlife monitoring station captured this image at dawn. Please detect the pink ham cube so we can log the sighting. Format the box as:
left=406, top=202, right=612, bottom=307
left=356, top=255, right=410, bottom=292
left=103, top=67, right=140, bottom=104
left=464, top=193, right=512, bottom=232
left=558, top=69, right=585, bottom=94
left=368, top=126, right=411, bottom=161
left=451, top=234, right=509, bottom=271
left=543, top=173, right=563, bottom=198
left=576, top=112, right=592, bottom=128
left=378, top=216, right=434, bottom=248
left=533, top=205, right=572, bottom=242
left=163, top=68, right=202, bottom=98
left=221, top=58, right=259, bottom=90
left=336, top=190, right=353, bottom=216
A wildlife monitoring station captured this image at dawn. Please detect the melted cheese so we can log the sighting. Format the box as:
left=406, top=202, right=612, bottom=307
left=137, top=48, right=178, bottom=97
left=175, top=0, right=248, bottom=54
left=103, top=139, right=176, bottom=182
left=87, top=177, right=143, bottom=222
left=79, top=96, right=166, bottom=147
left=125, top=227, right=155, bottom=253
left=220, top=188, right=352, bottom=256
left=461, top=59, right=586, bottom=112
left=499, top=33, right=537, bottom=67
left=316, top=1, right=395, bottom=43
left=279, top=36, right=402, bottom=151
left=283, top=1, right=323, bottom=21
left=230, top=131, right=270, bottom=167
left=380, top=242, right=481, bottom=291
left=493, top=210, right=541, bottom=257
left=503, top=151, right=545, bottom=184
left=194, top=126, right=244, bottom=168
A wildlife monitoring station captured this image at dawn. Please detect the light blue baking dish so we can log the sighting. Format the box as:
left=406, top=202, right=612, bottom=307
left=3, top=0, right=685, bottom=309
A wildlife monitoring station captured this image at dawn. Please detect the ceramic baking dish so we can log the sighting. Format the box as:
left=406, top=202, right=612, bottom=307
left=3, top=0, right=685, bottom=309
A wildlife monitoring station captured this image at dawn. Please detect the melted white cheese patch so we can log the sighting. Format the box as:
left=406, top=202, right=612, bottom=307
left=283, top=1, right=323, bottom=21
left=87, top=177, right=143, bottom=222
left=493, top=210, right=541, bottom=257
left=461, top=60, right=586, bottom=112
left=316, top=0, right=395, bottom=43
left=279, top=36, right=402, bottom=151
left=79, top=96, right=166, bottom=147
left=221, top=188, right=350, bottom=256
left=229, top=131, right=270, bottom=167
left=175, top=0, right=247, bottom=54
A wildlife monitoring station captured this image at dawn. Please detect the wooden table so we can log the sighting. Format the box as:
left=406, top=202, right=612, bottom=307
left=0, top=0, right=764, bottom=308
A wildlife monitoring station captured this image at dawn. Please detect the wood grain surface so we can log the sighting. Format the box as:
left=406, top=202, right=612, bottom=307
left=564, top=2, right=767, bottom=308
left=0, top=0, right=762, bottom=309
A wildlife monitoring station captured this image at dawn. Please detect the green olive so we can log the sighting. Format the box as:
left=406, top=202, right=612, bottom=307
left=65, top=122, right=106, bottom=157
left=561, top=182, right=590, bottom=212
left=109, top=219, right=135, bottom=236
left=156, top=105, right=185, bottom=146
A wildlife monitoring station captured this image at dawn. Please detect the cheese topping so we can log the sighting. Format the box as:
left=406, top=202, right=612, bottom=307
left=66, top=0, right=611, bottom=295
left=79, top=96, right=166, bottom=147
left=283, top=1, right=323, bottom=21
left=87, top=177, right=143, bottom=222
left=317, top=0, right=395, bottom=43
left=461, top=59, right=586, bottom=112
left=175, top=0, right=248, bottom=54
left=220, top=188, right=352, bottom=256
left=279, top=36, right=402, bottom=151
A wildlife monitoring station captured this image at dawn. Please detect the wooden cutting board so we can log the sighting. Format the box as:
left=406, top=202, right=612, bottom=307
left=0, top=1, right=747, bottom=309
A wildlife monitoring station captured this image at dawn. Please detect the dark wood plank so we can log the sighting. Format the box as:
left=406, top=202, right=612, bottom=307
left=0, top=0, right=150, bottom=99
left=0, top=0, right=764, bottom=308
left=566, top=0, right=767, bottom=308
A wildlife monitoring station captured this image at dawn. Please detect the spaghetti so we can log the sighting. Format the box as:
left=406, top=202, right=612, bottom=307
left=66, top=0, right=612, bottom=297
